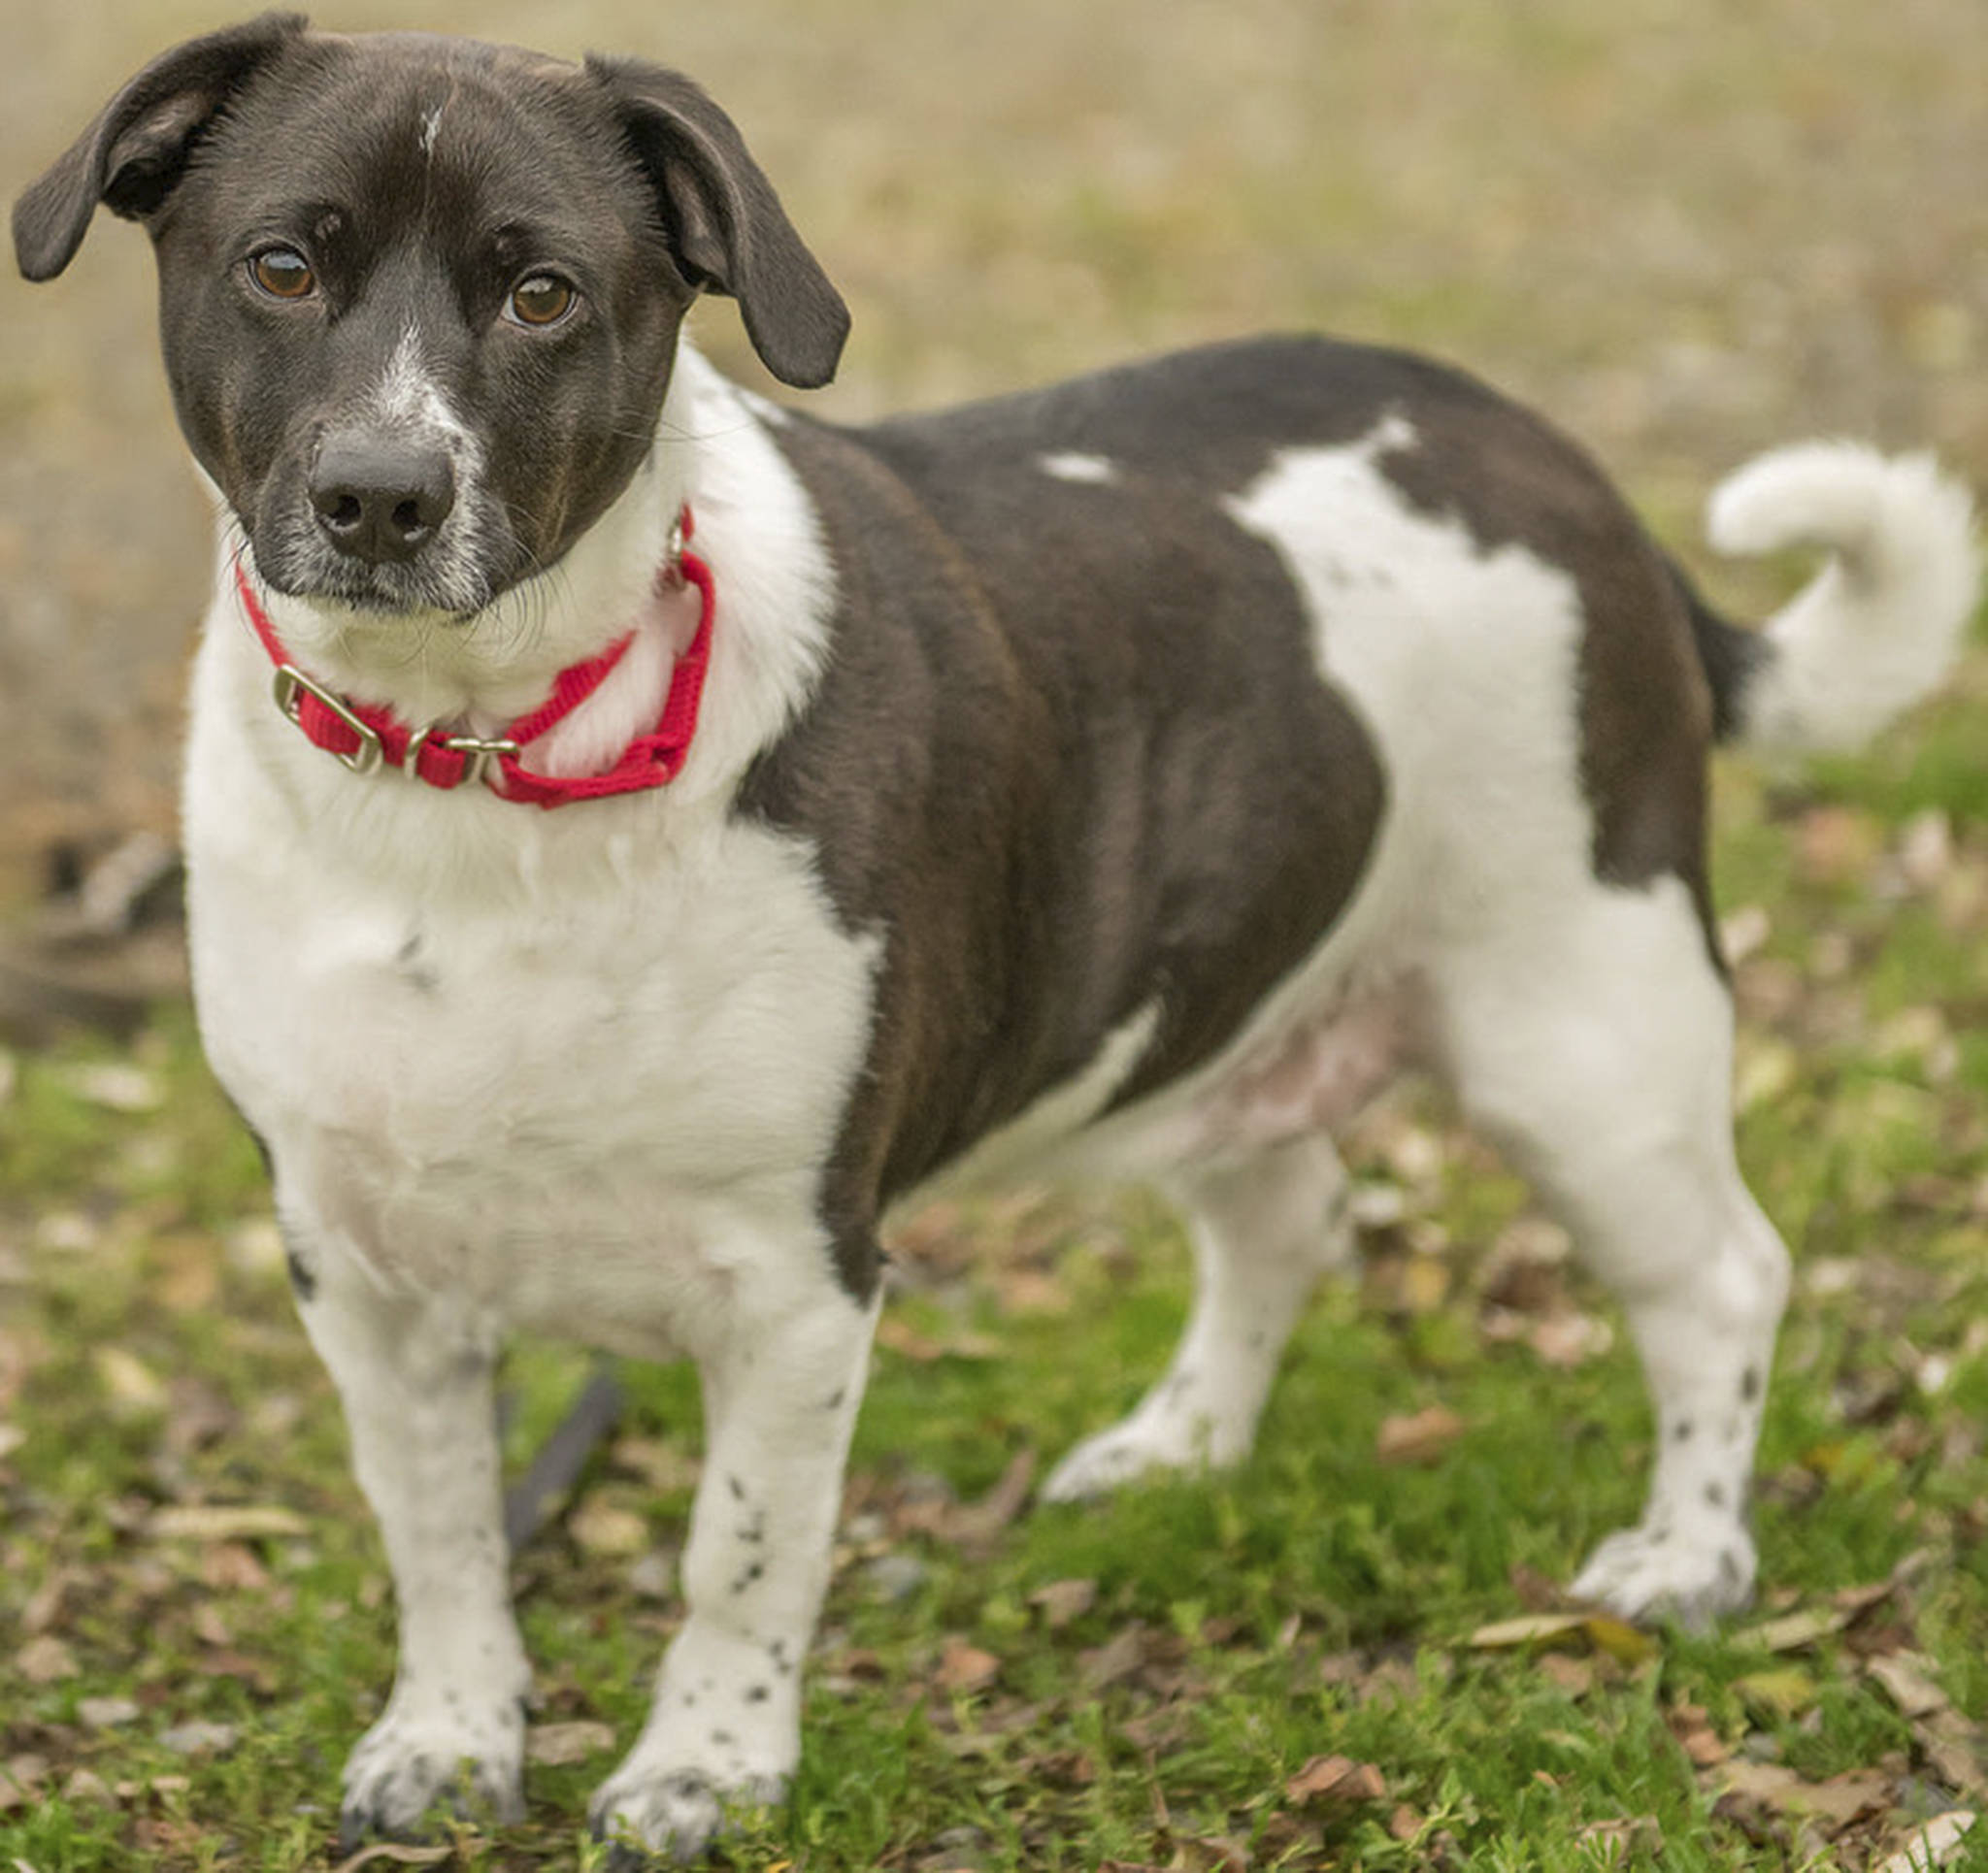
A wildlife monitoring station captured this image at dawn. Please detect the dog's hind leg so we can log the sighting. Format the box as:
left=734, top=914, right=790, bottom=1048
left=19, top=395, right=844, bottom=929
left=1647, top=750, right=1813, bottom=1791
left=291, top=1244, right=532, bottom=1846
left=1431, top=874, right=1791, bottom=1627
left=1043, top=1133, right=1353, bottom=1501
left=589, top=1270, right=878, bottom=1863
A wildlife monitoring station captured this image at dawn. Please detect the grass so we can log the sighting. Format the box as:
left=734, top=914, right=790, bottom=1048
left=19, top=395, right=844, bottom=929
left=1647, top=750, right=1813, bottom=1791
left=1, top=636, right=1987, bottom=1869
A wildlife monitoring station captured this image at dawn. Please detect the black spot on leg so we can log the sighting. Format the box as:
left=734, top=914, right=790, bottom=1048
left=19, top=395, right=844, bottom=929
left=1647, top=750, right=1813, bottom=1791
left=284, top=1241, right=317, bottom=1303
left=769, top=1640, right=792, bottom=1676
left=824, top=1387, right=845, bottom=1410
left=746, top=1684, right=768, bottom=1703
left=1719, top=1549, right=1742, bottom=1586
left=1673, top=1420, right=1694, bottom=1443
left=712, top=1729, right=734, bottom=1747
left=728, top=1474, right=746, bottom=1502
left=1740, top=1366, right=1761, bottom=1402
left=1705, top=1482, right=1726, bottom=1509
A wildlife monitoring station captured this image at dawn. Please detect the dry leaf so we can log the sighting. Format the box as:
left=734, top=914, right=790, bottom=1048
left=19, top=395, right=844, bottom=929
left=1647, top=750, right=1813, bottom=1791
left=94, top=1348, right=167, bottom=1414
left=1666, top=1702, right=1728, bottom=1767
left=1868, top=1653, right=1949, bottom=1721
left=1733, top=1667, right=1820, bottom=1720
left=1877, top=1811, right=1976, bottom=1872
left=1375, top=1405, right=1465, bottom=1465
left=1285, top=1754, right=1386, bottom=1805
left=1029, top=1578, right=1098, bottom=1629
left=1528, top=1311, right=1613, bottom=1368
left=568, top=1497, right=648, bottom=1558
left=934, top=1635, right=999, bottom=1695
left=329, top=1845, right=455, bottom=1873
left=875, top=1316, right=1001, bottom=1363
left=16, top=1636, right=78, bottom=1685
left=526, top=1721, right=616, bottom=1766
left=1538, top=1653, right=1596, bottom=1698
left=150, top=1504, right=308, bottom=1542
left=66, top=1064, right=164, bottom=1113
left=1078, top=1624, right=1149, bottom=1691
left=1740, top=1605, right=1850, bottom=1654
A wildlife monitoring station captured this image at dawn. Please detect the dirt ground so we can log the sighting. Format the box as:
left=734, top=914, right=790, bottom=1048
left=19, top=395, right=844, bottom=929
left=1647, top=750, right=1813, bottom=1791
left=2, top=0, right=1982, bottom=892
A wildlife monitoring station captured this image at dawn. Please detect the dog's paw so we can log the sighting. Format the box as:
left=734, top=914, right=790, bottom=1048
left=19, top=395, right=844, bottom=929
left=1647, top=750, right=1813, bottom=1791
left=588, top=1763, right=785, bottom=1865
left=1042, top=1402, right=1244, bottom=1503
left=338, top=1695, right=525, bottom=1849
left=1571, top=1523, right=1757, bottom=1629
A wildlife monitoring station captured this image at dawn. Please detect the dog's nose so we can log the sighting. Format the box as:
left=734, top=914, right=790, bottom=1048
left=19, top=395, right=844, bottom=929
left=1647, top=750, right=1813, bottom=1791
left=309, top=436, right=456, bottom=564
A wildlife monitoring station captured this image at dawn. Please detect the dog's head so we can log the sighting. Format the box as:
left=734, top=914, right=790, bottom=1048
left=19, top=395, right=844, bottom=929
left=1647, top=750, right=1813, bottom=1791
left=14, top=13, right=846, bottom=618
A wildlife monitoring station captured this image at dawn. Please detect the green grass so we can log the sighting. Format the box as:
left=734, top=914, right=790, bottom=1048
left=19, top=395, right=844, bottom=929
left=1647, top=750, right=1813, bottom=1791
left=2, top=643, right=1987, bottom=1868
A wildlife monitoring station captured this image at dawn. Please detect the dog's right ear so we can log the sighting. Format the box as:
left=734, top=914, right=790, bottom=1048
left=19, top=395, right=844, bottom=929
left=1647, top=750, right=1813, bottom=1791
left=13, top=12, right=308, bottom=282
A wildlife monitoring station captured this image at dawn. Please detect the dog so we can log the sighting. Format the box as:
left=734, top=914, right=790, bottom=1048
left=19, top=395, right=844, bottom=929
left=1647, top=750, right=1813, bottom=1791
left=15, top=13, right=1979, bottom=1861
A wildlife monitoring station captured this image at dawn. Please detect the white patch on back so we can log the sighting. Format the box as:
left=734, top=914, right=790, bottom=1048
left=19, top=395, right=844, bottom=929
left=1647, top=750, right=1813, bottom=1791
left=1039, top=451, right=1120, bottom=485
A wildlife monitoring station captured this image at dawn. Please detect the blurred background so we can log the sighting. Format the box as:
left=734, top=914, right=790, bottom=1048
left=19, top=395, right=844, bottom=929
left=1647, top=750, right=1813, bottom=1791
left=1, top=0, right=1982, bottom=904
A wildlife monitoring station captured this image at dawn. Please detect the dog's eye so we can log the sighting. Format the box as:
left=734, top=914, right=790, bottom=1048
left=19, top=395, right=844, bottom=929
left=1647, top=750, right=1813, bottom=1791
left=507, top=275, right=577, bottom=328
left=249, top=247, right=316, bottom=300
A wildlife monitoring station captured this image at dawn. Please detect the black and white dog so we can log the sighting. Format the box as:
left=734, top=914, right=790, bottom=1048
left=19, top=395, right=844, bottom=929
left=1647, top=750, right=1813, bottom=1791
left=15, top=14, right=1979, bottom=1860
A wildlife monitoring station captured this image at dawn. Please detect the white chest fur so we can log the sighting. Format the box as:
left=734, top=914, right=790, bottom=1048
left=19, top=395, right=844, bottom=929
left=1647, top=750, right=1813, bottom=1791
left=182, top=357, right=879, bottom=1355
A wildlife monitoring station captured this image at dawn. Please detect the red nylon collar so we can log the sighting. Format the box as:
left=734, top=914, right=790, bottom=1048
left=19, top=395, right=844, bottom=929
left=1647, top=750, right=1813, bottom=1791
left=233, top=509, right=713, bottom=808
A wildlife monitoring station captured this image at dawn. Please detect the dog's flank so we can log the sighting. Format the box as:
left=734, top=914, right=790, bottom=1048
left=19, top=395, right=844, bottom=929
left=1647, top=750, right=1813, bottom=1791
left=14, top=14, right=1978, bottom=1863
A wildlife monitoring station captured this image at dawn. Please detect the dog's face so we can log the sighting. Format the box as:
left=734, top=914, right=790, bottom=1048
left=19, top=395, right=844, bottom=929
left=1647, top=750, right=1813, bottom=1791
left=14, top=14, right=847, bottom=618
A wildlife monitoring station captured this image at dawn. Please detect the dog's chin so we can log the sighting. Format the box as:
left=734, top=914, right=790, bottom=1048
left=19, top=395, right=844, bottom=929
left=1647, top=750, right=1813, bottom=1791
left=251, top=542, right=513, bottom=625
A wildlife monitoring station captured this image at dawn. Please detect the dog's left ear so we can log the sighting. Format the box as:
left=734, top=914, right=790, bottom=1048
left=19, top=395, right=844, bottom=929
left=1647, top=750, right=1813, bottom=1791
left=587, top=56, right=849, bottom=390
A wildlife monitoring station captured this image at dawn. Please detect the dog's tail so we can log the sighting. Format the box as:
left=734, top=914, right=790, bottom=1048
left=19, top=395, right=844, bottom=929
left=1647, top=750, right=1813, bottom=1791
left=1679, top=442, right=1979, bottom=752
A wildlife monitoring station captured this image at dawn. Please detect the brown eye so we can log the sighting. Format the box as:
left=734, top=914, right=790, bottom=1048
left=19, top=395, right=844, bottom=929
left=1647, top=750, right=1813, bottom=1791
left=507, top=274, right=577, bottom=328
left=249, top=246, right=315, bottom=299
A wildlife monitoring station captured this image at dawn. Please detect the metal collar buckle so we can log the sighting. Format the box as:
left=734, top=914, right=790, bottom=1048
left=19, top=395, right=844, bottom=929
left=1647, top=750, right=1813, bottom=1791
left=271, top=664, right=383, bottom=775
left=403, top=724, right=519, bottom=789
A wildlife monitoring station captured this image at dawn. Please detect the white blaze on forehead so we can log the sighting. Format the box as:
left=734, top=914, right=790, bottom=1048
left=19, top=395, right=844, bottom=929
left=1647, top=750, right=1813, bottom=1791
left=1039, top=452, right=1121, bottom=485
left=419, top=104, right=444, bottom=156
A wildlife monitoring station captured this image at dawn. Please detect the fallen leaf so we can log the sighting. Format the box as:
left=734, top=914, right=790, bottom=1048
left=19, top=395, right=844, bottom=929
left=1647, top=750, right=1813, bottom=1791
left=1469, top=1612, right=1655, bottom=1665
left=1877, top=1810, right=1976, bottom=1872
left=526, top=1721, right=616, bottom=1766
left=1527, top=1311, right=1613, bottom=1368
left=568, top=1497, right=648, bottom=1558
left=1666, top=1702, right=1728, bottom=1767
left=1869, top=1653, right=1949, bottom=1721
left=157, top=1721, right=238, bottom=1757
left=16, top=1636, right=77, bottom=1684
left=59, top=1769, right=112, bottom=1806
left=329, top=1845, right=454, bottom=1873
left=94, top=1348, right=167, bottom=1415
left=934, top=1635, right=999, bottom=1695
left=149, top=1504, right=308, bottom=1542
left=1733, top=1666, right=1820, bottom=1720
left=1740, top=1605, right=1850, bottom=1654
left=875, top=1316, right=1000, bottom=1363
left=1078, top=1624, right=1149, bottom=1691
left=1715, top=1759, right=1891, bottom=1825
left=1537, top=1653, right=1596, bottom=1698
left=77, top=1695, right=140, bottom=1730
left=1375, top=1405, right=1465, bottom=1465
left=1029, top=1578, right=1098, bottom=1629
left=1285, top=1754, right=1387, bottom=1805
left=65, top=1064, right=164, bottom=1113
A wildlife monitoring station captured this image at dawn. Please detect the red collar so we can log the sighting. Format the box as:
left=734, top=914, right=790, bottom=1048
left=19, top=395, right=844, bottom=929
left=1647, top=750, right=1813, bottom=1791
left=234, top=509, right=713, bottom=808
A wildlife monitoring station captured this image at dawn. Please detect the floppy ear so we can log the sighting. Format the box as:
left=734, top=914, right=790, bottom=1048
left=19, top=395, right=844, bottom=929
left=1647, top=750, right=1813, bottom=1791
left=586, top=55, right=849, bottom=390
left=13, top=12, right=309, bottom=282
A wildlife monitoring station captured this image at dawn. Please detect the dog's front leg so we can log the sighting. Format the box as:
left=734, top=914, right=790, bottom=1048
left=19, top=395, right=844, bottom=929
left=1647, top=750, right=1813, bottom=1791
left=292, top=1240, right=531, bottom=1846
left=591, top=1278, right=878, bottom=1863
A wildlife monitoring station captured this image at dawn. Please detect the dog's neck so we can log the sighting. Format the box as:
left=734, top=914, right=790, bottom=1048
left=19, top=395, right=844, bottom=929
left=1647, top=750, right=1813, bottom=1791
left=216, top=343, right=837, bottom=799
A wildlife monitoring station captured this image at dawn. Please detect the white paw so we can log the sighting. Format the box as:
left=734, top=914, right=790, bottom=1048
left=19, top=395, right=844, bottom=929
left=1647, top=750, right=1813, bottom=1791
left=1042, top=1400, right=1245, bottom=1503
left=339, top=1693, right=525, bottom=1848
left=1571, top=1522, right=1757, bottom=1629
left=589, top=1762, right=785, bottom=1865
